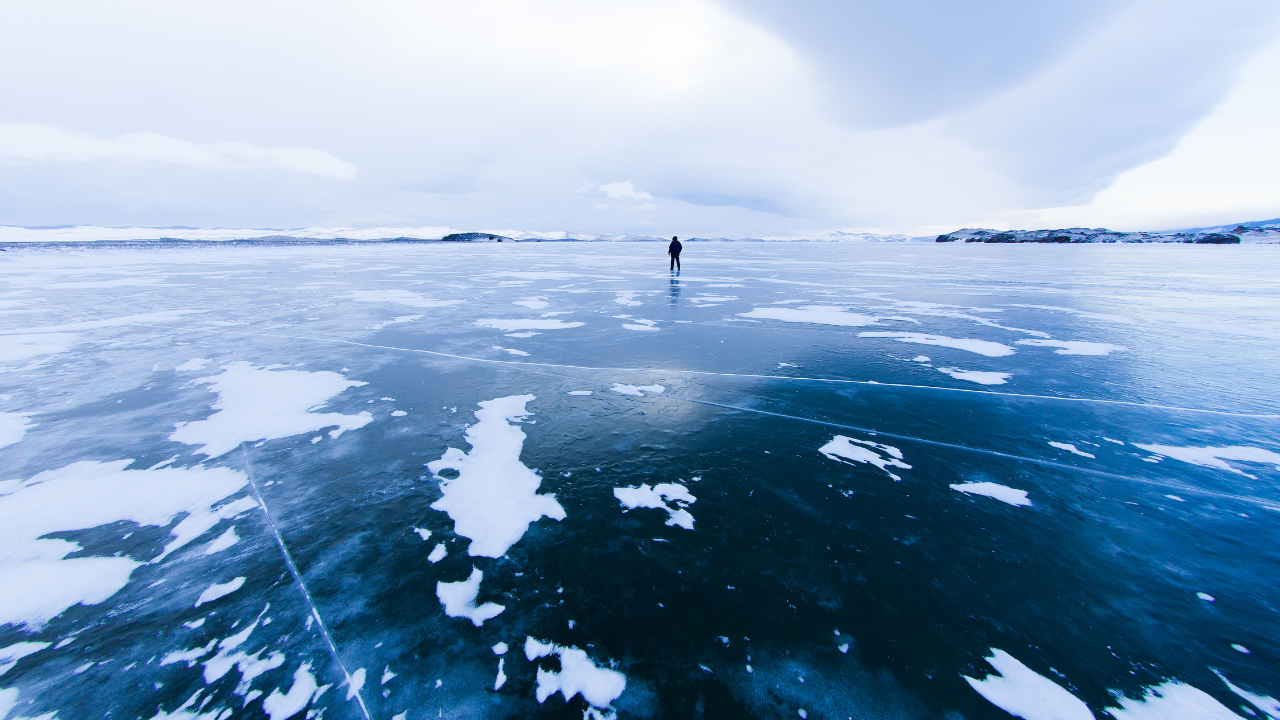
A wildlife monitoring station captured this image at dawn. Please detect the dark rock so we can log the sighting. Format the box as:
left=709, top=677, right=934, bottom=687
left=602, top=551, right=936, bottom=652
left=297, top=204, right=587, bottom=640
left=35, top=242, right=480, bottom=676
left=936, top=235, right=957, bottom=242
left=1193, top=233, right=1241, bottom=244
left=441, top=232, right=515, bottom=242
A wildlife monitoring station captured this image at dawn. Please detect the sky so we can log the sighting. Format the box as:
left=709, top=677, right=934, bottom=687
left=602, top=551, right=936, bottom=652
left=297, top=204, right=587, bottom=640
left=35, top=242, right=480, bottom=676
left=1, top=0, right=1278, bottom=236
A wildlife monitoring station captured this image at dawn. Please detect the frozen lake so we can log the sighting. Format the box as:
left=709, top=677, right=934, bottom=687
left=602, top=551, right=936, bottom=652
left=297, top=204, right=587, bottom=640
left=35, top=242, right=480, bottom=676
left=1, top=241, right=1278, bottom=720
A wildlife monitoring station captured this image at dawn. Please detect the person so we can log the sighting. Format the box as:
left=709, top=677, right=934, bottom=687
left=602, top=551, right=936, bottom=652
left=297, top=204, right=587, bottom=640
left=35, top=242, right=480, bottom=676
left=668, top=236, right=682, bottom=271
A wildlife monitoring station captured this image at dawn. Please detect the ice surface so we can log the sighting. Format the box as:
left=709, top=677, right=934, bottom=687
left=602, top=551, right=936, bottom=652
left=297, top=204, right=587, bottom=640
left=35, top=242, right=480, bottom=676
left=170, top=362, right=373, bottom=458
left=194, top=577, right=245, bottom=607
left=436, top=567, right=505, bottom=626
left=962, top=648, right=1092, bottom=720
left=350, top=290, right=462, bottom=308
left=0, top=333, right=76, bottom=363
left=950, top=482, right=1032, bottom=507
left=0, top=460, right=247, bottom=629
left=1104, top=680, right=1243, bottom=719
left=474, top=319, right=583, bottom=331
left=427, top=395, right=566, bottom=558
left=819, top=436, right=912, bottom=481
left=1133, top=444, right=1280, bottom=478
left=613, top=483, right=697, bottom=530
left=857, top=332, right=1016, bottom=357
left=524, top=637, right=626, bottom=709
left=1016, top=339, right=1129, bottom=355
left=174, top=358, right=209, bottom=372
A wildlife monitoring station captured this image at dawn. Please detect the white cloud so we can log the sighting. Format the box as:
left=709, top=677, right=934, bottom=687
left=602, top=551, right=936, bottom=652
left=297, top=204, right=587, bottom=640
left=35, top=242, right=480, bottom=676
left=597, top=181, right=653, bottom=201
left=0, top=122, right=358, bottom=181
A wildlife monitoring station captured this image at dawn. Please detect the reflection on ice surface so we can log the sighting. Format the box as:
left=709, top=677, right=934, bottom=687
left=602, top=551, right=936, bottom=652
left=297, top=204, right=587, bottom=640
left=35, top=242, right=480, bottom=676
left=1, top=242, right=1278, bottom=720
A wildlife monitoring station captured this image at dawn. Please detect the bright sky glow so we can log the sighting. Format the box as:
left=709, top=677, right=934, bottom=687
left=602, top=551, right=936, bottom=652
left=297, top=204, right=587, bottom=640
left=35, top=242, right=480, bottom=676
left=0, top=0, right=1277, bottom=234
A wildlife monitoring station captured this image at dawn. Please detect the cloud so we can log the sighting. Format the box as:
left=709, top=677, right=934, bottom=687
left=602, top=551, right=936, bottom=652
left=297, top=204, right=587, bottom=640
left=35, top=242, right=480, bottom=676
left=0, top=122, right=358, bottom=181
left=596, top=181, right=653, bottom=201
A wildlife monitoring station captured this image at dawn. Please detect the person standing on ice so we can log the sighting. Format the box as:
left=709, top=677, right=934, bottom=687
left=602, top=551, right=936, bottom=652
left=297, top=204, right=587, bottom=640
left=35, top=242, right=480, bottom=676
left=668, top=236, right=682, bottom=271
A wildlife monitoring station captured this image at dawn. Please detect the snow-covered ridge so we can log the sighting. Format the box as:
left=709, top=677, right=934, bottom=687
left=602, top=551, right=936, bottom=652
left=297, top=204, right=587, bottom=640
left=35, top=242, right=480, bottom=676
left=937, top=222, right=1280, bottom=244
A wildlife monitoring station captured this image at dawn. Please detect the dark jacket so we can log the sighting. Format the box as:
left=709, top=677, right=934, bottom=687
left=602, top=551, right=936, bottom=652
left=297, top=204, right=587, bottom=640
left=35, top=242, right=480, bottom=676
left=668, top=239, right=682, bottom=255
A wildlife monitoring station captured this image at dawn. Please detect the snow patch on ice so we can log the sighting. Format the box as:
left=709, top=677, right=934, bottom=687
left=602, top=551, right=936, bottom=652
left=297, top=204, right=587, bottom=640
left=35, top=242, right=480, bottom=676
left=0, top=642, right=49, bottom=676
left=524, top=637, right=626, bottom=709
left=492, top=642, right=508, bottom=655
left=390, top=410, right=407, bottom=417
left=951, top=482, right=1032, bottom=507
left=819, top=436, right=912, bottom=481
left=427, top=543, right=446, bottom=563
left=515, top=297, right=549, bottom=310
left=962, top=648, right=1092, bottom=720
left=738, top=306, right=880, bottom=327
left=858, top=332, right=1016, bottom=357
left=568, top=390, right=593, bottom=396
left=413, top=527, right=431, bottom=541
left=351, top=290, right=462, bottom=308
left=0, top=412, right=34, bottom=450
left=610, top=384, right=664, bottom=397
left=175, top=358, right=210, bottom=372
left=1049, top=442, right=1096, bottom=459
left=475, top=319, right=583, bottom=331
left=436, top=567, right=505, bottom=626
left=492, top=346, right=530, bottom=356
left=367, top=314, right=422, bottom=330
left=345, top=667, right=365, bottom=701
left=170, top=362, right=372, bottom=458
left=938, top=368, right=1011, bottom=385
left=1214, top=669, right=1280, bottom=719
left=195, top=577, right=245, bottom=607
left=1105, top=680, right=1244, bottom=719
left=428, top=395, right=565, bottom=557
left=0, top=334, right=77, bottom=363
left=1016, top=339, right=1128, bottom=355
left=0, top=460, right=248, bottom=629
left=263, top=663, right=326, bottom=720
left=1132, top=444, right=1280, bottom=479
left=203, top=527, right=239, bottom=555
left=614, top=483, right=697, bottom=529
left=494, top=658, right=507, bottom=690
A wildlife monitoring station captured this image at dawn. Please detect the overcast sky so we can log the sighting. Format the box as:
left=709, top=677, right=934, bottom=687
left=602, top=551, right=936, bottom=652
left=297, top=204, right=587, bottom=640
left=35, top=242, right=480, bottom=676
left=1, top=0, right=1278, bottom=235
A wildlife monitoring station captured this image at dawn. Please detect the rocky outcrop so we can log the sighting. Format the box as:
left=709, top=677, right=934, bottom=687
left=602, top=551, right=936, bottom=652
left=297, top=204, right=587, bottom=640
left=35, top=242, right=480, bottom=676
left=936, top=227, right=1241, bottom=244
left=441, top=232, right=515, bottom=242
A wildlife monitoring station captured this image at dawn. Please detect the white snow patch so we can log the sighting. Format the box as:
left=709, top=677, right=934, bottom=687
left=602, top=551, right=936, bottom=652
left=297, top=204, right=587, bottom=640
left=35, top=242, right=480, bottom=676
left=938, top=368, right=1011, bottom=385
left=858, top=332, right=1016, bottom=357
left=568, top=390, right=593, bottom=396
left=494, top=658, right=507, bottom=690
left=610, top=384, right=664, bottom=397
left=263, top=663, right=326, bottom=720
left=492, top=642, right=508, bottom=655
left=195, top=577, right=245, bottom=607
left=1009, top=304, right=1137, bottom=324
left=436, top=567, right=505, bottom=626
left=614, top=483, right=697, bottom=530
left=1132, top=444, right=1280, bottom=479
left=350, top=290, right=462, bottom=308
left=1104, top=680, right=1243, bottom=719
left=475, top=319, right=583, bottom=331
left=0, top=460, right=248, bottom=629
left=1197, top=592, right=1215, bottom=601
left=0, top=412, right=34, bottom=450
left=427, top=543, right=447, bottom=563
left=427, top=395, right=565, bottom=557
left=524, top=637, right=626, bottom=709
left=738, top=306, right=880, bottom=326
left=390, top=410, right=407, bottom=417
left=7, top=310, right=204, bottom=334
left=345, top=667, right=365, bottom=701
left=1016, top=339, right=1128, bottom=355
left=1049, top=442, right=1096, bottom=459
left=492, top=346, right=530, bottom=357
left=962, top=648, right=1092, bottom=720
left=381, top=666, right=397, bottom=685
left=951, top=482, right=1032, bottom=507
left=367, top=314, right=422, bottom=330
left=514, top=297, right=549, bottom=310
left=819, top=436, right=912, bottom=481
left=175, top=358, right=210, bottom=372
left=203, top=527, right=239, bottom=555
left=0, top=687, right=18, bottom=720
left=170, top=362, right=372, bottom=458
left=0, top=642, right=49, bottom=676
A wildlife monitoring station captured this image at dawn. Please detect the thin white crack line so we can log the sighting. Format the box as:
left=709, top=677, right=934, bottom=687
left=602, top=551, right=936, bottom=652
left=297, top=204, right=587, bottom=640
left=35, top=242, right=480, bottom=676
left=240, top=444, right=372, bottom=720
left=668, top=395, right=1280, bottom=512
left=240, top=332, right=1279, bottom=419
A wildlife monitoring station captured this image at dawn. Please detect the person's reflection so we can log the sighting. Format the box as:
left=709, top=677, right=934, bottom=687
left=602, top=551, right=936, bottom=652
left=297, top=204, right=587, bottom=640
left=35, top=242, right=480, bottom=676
left=669, top=275, right=681, bottom=304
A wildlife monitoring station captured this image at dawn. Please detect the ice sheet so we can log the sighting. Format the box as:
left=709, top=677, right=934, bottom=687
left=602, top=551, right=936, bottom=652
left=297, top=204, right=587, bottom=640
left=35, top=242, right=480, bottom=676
left=427, top=395, right=566, bottom=558
left=436, top=567, right=505, bottom=627
left=1133, top=444, right=1280, bottom=479
left=1016, top=339, right=1128, bottom=355
left=170, top=362, right=373, bottom=458
left=0, top=333, right=76, bottom=363
left=738, top=306, right=881, bottom=326
left=475, top=319, right=584, bottom=331
left=350, top=290, right=462, bottom=308
left=0, top=642, right=48, bottom=677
